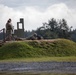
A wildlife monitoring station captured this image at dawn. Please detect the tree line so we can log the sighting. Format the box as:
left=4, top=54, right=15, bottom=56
left=25, top=18, right=76, bottom=42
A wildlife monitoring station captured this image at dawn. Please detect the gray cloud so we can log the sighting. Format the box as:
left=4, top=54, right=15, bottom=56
left=0, top=0, right=76, bottom=30
left=0, top=0, right=76, bottom=9
left=0, top=3, right=76, bottom=30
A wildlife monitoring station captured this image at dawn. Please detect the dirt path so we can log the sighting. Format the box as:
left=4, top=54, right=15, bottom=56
left=0, top=61, right=76, bottom=74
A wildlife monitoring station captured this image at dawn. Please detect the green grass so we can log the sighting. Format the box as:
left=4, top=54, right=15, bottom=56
left=0, top=39, right=76, bottom=60
left=0, top=57, right=76, bottom=62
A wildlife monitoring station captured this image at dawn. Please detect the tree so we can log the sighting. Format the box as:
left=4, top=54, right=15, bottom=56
left=58, top=19, right=70, bottom=38
left=35, top=18, right=71, bottom=39
left=70, top=29, right=76, bottom=42
left=48, top=18, right=58, bottom=31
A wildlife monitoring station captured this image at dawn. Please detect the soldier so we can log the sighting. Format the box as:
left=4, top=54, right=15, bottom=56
left=6, top=19, right=13, bottom=41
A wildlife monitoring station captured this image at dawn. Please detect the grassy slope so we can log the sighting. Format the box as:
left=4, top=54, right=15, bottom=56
left=0, top=39, right=76, bottom=60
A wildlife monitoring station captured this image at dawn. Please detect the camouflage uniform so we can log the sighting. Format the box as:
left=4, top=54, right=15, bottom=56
left=6, top=19, right=13, bottom=41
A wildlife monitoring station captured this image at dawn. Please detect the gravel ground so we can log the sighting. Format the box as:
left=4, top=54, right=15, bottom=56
left=0, top=62, right=76, bottom=74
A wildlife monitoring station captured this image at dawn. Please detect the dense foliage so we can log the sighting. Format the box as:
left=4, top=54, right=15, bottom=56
left=36, top=18, right=72, bottom=39
left=25, top=18, right=75, bottom=41
left=70, top=29, right=76, bottom=42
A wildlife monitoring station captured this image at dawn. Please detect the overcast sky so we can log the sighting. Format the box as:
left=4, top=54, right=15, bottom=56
left=0, top=0, right=76, bottom=30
